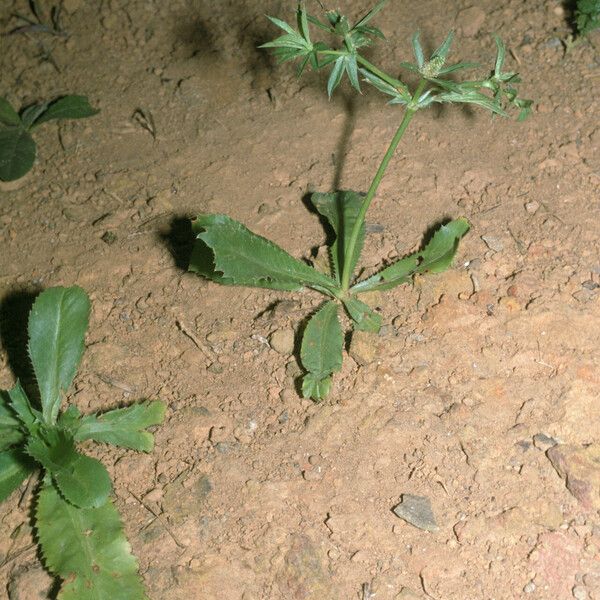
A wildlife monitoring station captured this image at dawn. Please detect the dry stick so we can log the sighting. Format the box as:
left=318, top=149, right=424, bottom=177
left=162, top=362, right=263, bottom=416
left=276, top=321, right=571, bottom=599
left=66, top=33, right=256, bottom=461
left=175, top=318, right=216, bottom=362
left=127, top=488, right=186, bottom=550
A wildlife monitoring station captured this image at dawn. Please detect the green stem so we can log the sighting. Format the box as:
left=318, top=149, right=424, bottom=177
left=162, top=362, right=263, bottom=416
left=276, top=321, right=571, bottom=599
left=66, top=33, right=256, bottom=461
left=356, top=55, right=403, bottom=89
left=340, top=79, right=427, bottom=292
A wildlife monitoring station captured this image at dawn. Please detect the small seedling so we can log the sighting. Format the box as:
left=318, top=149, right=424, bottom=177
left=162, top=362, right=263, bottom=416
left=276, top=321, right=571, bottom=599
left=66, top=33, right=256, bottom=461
left=0, top=95, right=98, bottom=181
left=189, top=1, right=532, bottom=400
left=0, top=286, right=165, bottom=599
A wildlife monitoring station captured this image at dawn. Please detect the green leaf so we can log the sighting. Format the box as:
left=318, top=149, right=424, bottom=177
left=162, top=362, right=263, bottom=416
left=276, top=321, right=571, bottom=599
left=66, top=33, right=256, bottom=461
left=354, top=0, right=388, bottom=28
left=577, top=0, right=600, bottom=36
left=0, top=127, right=36, bottom=181
left=37, top=483, right=146, bottom=600
left=28, top=286, right=91, bottom=425
left=412, top=31, right=425, bottom=68
left=190, top=214, right=338, bottom=294
left=76, top=400, right=166, bottom=452
left=343, top=297, right=382, bottom=333
left=327, top=56, right=346, bottom=98
left=0, top=97, right=21, bottom=126
left=0, top=388, right=30, bottom=450
left=27, top=429, right=112, bottom=508
left=7, top=380, right=39, bottom=430
left=431, top=31, right=454, bottom=63
left=21, top=103, right=49, bottom=129
left=300, top=301, right=343, bottom=400
left=0, top=449, right=35, bottom=502
left=32, top=95, right=99, bottom=127
left=352, top=218, right=470, bottom=293
left=494, top=35, right=506, bottom=78
left=311, top=190, right=365, bottom=284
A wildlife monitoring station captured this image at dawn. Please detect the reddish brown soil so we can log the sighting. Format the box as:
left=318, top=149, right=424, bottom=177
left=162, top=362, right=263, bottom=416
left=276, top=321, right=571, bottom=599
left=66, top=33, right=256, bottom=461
left=1, top=1, right=599, bottom=599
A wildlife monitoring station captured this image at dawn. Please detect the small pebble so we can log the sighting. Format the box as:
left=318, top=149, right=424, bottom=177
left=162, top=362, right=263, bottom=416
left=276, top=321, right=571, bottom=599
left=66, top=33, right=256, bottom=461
left=392, top=494, right=438, bottom=532
left=524, top=581, right=536, bottom=593
left=269, top=328, right=295, bottom=355
left=525, top=201, right=540, bottom=214
left=573, top=585, right=587, bottom=599
left=481, top=235, right=504, bottom=252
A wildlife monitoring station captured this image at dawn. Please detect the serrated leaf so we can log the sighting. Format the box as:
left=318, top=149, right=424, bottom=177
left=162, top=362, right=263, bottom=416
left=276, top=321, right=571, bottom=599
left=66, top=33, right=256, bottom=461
left=343, top=297, right=382, bottom=333
left=27, top=429, right=112, bottom=508
left=0, top=390, right=26, bottom=450
left=311, top=190, right=365, bottom=284
left=0, top=126, right=36, bottom=181
left=352, top=218, right=470, bottom=293
left=7, top=380, right=39, bottom=430
left=28, top=286, right=91, bottom=425
left=300, top=301, right=343, bottom=400
left=37, top=483, right=146, bottom=600
left=32, top=95, right=99, bottom=127
left=0, top=449, right=35, bottom=502
left=190, top=214, right=338, bottom=294
left=0, top=97, right=21, bottom=126
left=76, top=400, right=166, bottom=452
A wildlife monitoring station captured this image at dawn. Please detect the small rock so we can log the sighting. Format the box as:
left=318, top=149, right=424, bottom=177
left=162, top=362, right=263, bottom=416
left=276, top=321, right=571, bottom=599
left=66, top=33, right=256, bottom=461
left=481, top=234, right=504, bottom=252
left=269, top=328, right=295, bottom=355
left=573, top=585, right=587, bottom=599
left=533, top=433, right=558, bottom=451
left=392, top=494, right=438, bottom=532
left=525, top=201, right=540, bottom=214
left=62, top=0, right=82, bottom=12
left=523, top=581, right=536, bottom=593
left=546, top=444, right=600, bottom=511
left=162, top=472, right=212, bottom=522
left=8, top=566, right=54, bottom=600
left=349, top=330, right=379, bottom=366
left=457, top=6, right=486, bottom=37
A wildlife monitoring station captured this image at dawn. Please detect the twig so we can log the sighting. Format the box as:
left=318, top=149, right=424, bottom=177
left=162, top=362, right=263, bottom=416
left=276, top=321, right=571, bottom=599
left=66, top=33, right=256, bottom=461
left=96, top=373, right=135, bottom=394
left=127, top=488, right=186, bottom=550
left=175, top=319, right=215, bottom=361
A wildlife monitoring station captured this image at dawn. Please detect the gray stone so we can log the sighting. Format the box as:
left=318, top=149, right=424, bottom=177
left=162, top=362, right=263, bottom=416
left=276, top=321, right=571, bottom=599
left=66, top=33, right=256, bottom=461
left=269, top=328, right=295, bottom=355
left=392, top=494, right=438, bottom=532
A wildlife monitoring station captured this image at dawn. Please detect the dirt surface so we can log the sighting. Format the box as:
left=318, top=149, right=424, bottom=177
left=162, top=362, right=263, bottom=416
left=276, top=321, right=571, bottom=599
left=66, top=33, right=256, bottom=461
left=1, top=0, right=600, bottom=599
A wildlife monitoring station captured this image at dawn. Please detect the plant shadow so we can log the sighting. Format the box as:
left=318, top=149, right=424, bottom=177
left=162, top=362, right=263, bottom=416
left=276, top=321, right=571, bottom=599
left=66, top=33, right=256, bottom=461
left=157, top=215, right=196, bottom=271
left=0, top=288, right=41, bottom=405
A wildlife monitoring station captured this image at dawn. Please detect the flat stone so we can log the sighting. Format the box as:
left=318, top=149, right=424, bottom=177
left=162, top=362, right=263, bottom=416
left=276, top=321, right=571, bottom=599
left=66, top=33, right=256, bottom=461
left=547, top=444, right=600, bottom=511
left=392, top=494, right=438, bottom=532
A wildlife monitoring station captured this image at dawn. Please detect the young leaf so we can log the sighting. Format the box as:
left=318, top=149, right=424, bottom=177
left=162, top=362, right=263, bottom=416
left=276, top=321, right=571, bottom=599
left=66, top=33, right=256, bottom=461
left=412, top=31, right=425, bottom=68
left=28, top=286, right=91, bottom=425
left=0, top=97, right=21, bottom=126
left=7, top=380, right=40, bottom=430
left=190, top=214, right=338, bottom=294
left=354, top=0, right=388, bottom=28
left=32, top=95, right=99, bottom=127
left=352, top=218, right=470, bottom=293
left=327, top=56, right=346, bottom=98
left=37, top=482, right=146, bottom=600
left=27, top=429, right=112, bottom=509
left=311, top=190, right=365, bottom=284
left=343, top=296, right=382, bottom=333
left=75, top=400, right=166, bottom=452
left=300, top=301, right=343, bottom=400
left=0, top=449, right=35, bottom=502
left=0, top=127, right=36, bottom=181
left=0, top=394, right=25, bottom=450
left=21, top=103, right=50, bottom=129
